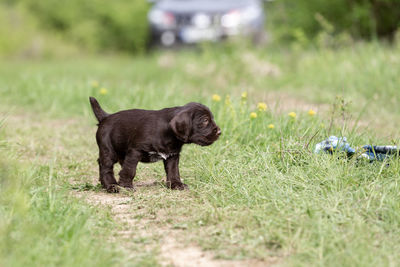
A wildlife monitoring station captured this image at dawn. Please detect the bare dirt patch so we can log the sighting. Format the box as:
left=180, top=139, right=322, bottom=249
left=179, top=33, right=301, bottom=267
left=161, top=235, right=273, bottom=267
left=73, top=180, right=272, bottom=267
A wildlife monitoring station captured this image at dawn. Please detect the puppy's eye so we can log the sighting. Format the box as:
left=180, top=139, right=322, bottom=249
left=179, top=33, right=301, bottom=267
left=202, top=118, right=209, bottom=125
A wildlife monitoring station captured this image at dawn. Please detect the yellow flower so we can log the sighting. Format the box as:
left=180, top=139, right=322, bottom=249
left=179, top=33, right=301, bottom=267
left=268, top=124, right=275, bottom=129
left=91, top=80, right=99, bottom=88
left=212, top=94, right=221, bottom=102
left=99, top=88, right=108, bottom=95
left=250, top=112, right=257, bottom=119
left=241, top=92, right=247, bottom=100
left=257, top=102, right=267, bottom=112
left=288, top=112, right=297, bottom=118
left=308, top=109, right=316, bottom=116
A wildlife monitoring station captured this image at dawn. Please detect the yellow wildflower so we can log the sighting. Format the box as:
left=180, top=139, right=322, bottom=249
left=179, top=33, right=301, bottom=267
left=257, top=102, right=267, bottom=112
left=212, top=94, right=221, bottom=102
left=250, top=112, right=257, bottom=119
left=308, top=109, right=316, bottom=116
left=288, top=112, right=296, bottom=118
left=91, top=80, right=99, bottom=88
left=241, top=92, right=247, bottom=100
left=268, top=124, right=275, bottom=129
left=99, top=88, right=108, bottom=95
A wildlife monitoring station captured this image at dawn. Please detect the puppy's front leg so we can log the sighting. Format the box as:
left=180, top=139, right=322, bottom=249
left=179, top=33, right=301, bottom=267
left=118, top=149, right=141, bottom=190
left=163, top=154, right=188, bottom=190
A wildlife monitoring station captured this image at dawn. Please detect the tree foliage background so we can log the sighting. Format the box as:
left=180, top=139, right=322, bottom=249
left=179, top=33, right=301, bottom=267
left=271, top=0, right=400, bottom=42
left=0, top=0, right=399, bottom=57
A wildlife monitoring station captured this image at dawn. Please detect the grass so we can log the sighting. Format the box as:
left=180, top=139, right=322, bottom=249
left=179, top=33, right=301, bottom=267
left=1, top=41, right=400, bottom=266
left=0, top=145, right=120, bottom=266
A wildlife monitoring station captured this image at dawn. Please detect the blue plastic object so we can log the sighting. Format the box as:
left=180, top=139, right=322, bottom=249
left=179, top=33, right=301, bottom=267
left=314, top=136, right=399, bottom=162
left=314, top=136, right=355, bottom=157
left=361, top=145, right=399, bottom=161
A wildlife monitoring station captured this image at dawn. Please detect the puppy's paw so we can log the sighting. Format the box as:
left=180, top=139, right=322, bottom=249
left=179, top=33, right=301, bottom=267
left=170, top=182, right=189, bottom=190
left=106, top=184, right=119, bottom=193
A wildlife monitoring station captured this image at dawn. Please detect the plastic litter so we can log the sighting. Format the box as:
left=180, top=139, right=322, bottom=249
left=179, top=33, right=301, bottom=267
left=314, top=136, right=399, bottom=162
left=361, top=145, right=399, bottom=161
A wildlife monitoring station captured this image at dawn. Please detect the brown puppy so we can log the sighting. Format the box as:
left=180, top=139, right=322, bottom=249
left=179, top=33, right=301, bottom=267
left=89, top=97, right=221, bottom=193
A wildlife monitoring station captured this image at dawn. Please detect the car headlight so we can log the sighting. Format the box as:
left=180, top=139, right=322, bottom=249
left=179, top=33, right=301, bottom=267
left=148, top=9, right=176, bottom=27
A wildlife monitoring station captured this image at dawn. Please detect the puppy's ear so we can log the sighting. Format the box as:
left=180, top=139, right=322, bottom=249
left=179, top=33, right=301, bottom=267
left=170, top=110, right=192, bottom=142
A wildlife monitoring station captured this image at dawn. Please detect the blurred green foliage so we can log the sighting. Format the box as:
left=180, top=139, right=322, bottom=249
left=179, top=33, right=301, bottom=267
left=0, top=0, right=149, bottom=57
left=20, top=0, right=150, bottom=53
left=270, top=0, right=400, bottom=43
left=0, top=4, right=78, bottom=58
left=1, top=0, right=399, bottom=57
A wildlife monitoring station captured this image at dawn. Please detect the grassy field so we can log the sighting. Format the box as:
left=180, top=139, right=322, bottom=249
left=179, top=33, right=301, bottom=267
left=1, top=42, right=400, bottom=266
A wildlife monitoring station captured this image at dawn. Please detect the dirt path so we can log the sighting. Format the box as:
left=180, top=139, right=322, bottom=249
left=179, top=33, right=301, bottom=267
left=73, top=181, right=271, bottom=267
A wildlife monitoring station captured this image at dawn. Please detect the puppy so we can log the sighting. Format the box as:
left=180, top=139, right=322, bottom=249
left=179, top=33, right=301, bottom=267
left=89, top=97, right=221, bottom=193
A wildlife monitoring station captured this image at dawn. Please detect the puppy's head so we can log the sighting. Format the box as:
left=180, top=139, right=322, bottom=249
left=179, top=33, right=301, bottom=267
left=170, top=102, right=221, bottom=146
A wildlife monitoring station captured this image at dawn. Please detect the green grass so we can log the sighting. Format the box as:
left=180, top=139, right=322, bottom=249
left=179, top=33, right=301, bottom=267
left=0, top=146, right=120, bottom=266
left=1, top=42, right=400, bottom=266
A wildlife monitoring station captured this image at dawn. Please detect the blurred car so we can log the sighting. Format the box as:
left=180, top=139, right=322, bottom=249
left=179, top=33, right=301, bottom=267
left=148, top=0, right=266, bottom=47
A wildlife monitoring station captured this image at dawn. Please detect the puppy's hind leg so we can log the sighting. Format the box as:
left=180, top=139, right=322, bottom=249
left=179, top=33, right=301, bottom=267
left=97, top=158, right=105, bottom=188
left=99, top=148, right=119, bottom=193
left=118, top=149, right=141, bottom=190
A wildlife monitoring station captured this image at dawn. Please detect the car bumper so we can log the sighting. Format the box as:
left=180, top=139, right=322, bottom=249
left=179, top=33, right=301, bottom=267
left=150, top=22, right=263, bottom=46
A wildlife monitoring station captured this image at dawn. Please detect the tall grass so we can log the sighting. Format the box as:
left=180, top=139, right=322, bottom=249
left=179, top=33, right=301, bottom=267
left=182, top=95, right=400, bottom=265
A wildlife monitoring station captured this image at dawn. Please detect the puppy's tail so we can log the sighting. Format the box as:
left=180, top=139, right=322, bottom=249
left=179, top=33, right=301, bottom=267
left=89, top=97, right=109, bottom=122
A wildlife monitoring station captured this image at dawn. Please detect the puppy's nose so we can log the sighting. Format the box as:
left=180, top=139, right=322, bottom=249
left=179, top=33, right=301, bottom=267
left=216, top=127, right=221, bottom=136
